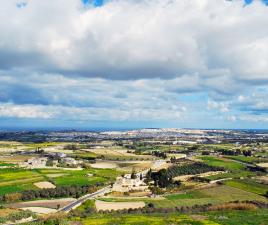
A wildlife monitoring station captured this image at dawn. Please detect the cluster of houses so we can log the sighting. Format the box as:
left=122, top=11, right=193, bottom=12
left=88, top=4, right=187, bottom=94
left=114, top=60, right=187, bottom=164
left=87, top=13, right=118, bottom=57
left=20, top=152, right=82, bottom=169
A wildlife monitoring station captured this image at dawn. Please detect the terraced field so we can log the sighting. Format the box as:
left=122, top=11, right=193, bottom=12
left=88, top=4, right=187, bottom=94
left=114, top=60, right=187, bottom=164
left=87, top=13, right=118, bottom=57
left=224, top=179, right=268, bottom=195
left=0, top=167, right=121, bottom=196
left=98, top=185, right=267, bottom=208
left=198, top=156, right=256, bottom=180
left=0, top=169, right=44, bottom=194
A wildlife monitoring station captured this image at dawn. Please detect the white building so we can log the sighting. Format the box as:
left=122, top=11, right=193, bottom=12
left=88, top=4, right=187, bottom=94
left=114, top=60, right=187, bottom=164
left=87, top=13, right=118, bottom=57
left=112, top=175, right=148, bottom=193
left=61, top=157, right=82, bottom=166
left=21, top=157, right=48, bottom=168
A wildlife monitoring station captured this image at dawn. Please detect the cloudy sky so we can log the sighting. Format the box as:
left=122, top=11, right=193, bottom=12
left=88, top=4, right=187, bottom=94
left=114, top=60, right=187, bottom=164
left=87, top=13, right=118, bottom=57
left=0, top=0, right=268, bottom=130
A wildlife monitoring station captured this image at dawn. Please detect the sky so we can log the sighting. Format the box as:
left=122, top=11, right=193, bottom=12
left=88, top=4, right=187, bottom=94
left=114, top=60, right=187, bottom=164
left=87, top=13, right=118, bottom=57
left=0, top=0, right=268, bottom=130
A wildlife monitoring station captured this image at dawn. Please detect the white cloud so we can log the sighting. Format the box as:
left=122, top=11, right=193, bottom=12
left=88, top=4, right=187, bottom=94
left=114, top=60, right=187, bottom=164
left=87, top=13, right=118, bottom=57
left=0, top=103, right=52, bottom=119
left=0, top=0, right=267, bottom=82
left=227, top=115, right=236, bottom=122
left=0, top=0, right=268, bottom=127
left=207, top=100, right=229, bottom=113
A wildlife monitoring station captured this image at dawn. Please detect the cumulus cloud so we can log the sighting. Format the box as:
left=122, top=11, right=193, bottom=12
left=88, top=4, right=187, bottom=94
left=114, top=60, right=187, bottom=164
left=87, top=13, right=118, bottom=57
left=0, top=103, right=52, bottom=119
left=0, top=0, right=267, bottom=81
left=0, top=0, right=267, bottom=127
left=207, top=100, right=229, bottom=113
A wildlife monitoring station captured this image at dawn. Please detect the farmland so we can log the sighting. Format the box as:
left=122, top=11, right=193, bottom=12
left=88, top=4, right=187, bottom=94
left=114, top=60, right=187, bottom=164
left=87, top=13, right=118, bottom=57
left=98, top=185, right=267, bottom=208
left=68, top=209, right=268, bottom=225
left=0, top=130, right=267, bottom=225
left=224, top=179, right=268, bottom=195
left=0, top=167, right=120, bottom=196
left=78, top=214, right=218, bottom=225
left=198, top=156, right=257, bottom=180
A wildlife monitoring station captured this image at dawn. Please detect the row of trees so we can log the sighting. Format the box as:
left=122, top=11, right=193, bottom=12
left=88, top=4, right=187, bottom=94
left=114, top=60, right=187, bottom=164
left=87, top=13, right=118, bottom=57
left=0, top=184, right=102, bottom=203
left=145, top=162, right=224, bottom=188
left=217, top=148, right=252, bottom=156
left=151, top=151, right=167, bottom=159
left=167, top=162, right=224, bottom=177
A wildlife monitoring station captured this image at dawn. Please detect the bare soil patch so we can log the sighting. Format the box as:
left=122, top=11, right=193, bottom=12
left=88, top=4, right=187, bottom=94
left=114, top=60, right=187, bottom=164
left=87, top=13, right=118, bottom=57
left=34, top=181, right=56, bottom=189
left=46, top=173, right=65, bottom=178
left=90, top=162, right=117, bottom=169
left=257, top=163, right=268, bottom=168
left=21, top=207, right=57, bottom=214
left=95, top=200, right=145, bottom=211
left=8, top=198, right=76, bottom=209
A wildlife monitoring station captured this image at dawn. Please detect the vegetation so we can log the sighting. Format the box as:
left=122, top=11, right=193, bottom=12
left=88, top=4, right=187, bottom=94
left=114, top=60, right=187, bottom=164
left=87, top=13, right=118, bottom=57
left=146, top=169, right=180, bottom=188
left=224, top=179, right=268, bottom=196
left=206, top=208, right=268, bottom=225
left=0, top=209, right=35, bottom=224
left=0, top=184, right=103, bottom=202
left=0, top=139, right=267, bottom=224
left=167, top=163, right=224, bottom=177
left=0, top=167, right=120, bottom=197
left=225, top=155, right=268, bottom=164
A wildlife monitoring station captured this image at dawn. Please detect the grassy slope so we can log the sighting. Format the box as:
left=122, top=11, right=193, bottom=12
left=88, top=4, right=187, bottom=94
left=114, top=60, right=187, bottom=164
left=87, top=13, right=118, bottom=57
left=224, top=179, right=268, bottom=195
left=99, top=185, right=267, bottom=208
left=198, top=156, right=255, bottom=180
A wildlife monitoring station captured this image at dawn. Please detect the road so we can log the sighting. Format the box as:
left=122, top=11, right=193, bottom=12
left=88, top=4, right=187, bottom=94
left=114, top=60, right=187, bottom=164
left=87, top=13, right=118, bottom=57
left=59, top=186, right=112, bottom=212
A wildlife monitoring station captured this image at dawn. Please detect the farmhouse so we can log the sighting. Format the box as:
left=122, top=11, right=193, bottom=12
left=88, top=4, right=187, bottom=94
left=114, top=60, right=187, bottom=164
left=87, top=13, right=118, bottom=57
left=21, top=157, right=48, bottom=168
left=61, top=157, right=81, bottom=166
left=112, top=174, right=148, bottom=193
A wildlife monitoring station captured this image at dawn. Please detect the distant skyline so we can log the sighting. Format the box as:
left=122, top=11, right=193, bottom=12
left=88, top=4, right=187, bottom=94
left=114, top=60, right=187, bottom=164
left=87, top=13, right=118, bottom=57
left=0, top=0, right=268, bottom=129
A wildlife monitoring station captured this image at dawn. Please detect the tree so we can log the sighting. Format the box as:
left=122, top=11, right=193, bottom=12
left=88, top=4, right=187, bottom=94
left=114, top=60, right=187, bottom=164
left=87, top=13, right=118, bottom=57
left=131, top=171, right=136, bottom=179
left=243, top=150, right=252, bottom=157
left=147, top=203, right=154, bottom=208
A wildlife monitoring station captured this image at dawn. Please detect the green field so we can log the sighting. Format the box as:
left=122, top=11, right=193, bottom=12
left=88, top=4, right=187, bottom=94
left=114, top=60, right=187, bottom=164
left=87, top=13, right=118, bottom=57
left=205, top=208, right=268, bottom=225
left=98, top=185, right=267, bottom=209
left=225, top=155, right=268, bottom=164
left=198, top=156, right=255, bottom=180
left=24, top=142, right=63, bottom=149
left=0, top=167, right=120, bottom=196
left=37, top=167, right=120, bottom=186
left=77, top=214, right=219, bottom=225
left=0, top=162, right=15, bottom=167
left=199, top=156, right=244, bottom=171
left=224, top=179, right=268, bottom=196
left=0, top=168, right=44, bottom=195
left=151, top=185, right=267, bottom=208
left=68, top=209, right=268, bottom=225
left=165, top=192, right=206, bottom=200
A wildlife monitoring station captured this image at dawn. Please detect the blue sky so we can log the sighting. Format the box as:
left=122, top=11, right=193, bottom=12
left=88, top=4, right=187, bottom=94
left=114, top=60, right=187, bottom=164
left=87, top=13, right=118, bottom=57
left=82, top=0, right=104, bottom=7
left=0, top=0, right=268, bottom=130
